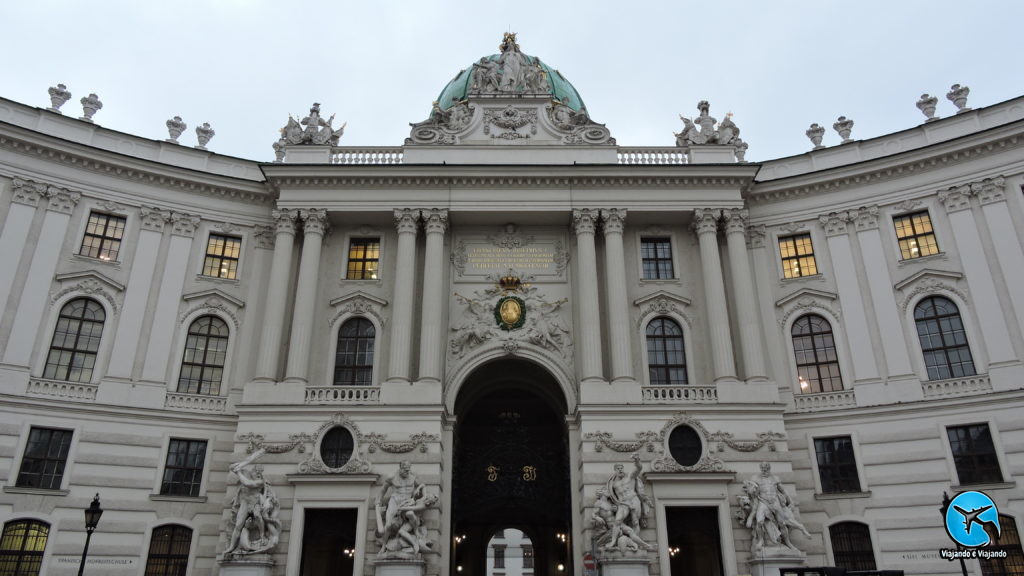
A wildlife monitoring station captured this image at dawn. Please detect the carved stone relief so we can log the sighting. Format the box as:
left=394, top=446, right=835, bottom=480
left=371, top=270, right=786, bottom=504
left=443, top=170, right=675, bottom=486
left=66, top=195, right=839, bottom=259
left=449, top=283, right=571, bottom=358
left=483, top=106, right=537, bottom=140
left=329, top=292, right=388, bottom=330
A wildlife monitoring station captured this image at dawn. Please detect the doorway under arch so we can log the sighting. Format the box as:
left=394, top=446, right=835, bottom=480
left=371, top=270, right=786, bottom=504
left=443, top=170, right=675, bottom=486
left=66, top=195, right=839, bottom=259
left=452, top=359, right=572, bottom=576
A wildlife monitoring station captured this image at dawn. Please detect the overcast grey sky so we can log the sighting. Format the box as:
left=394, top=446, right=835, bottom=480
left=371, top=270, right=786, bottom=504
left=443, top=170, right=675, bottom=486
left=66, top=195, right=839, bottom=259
left=6, top=1, right=1023, bottom=163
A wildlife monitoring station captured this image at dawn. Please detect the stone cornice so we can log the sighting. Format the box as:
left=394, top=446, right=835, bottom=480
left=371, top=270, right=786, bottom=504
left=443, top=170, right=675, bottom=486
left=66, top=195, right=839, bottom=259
left=0, top=125, right=273, bottom=205
left=747, top=122, right=1024, bottom=205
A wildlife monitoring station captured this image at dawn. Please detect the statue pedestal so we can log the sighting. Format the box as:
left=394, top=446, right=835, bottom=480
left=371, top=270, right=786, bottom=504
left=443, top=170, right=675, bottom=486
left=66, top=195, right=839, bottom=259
left=373, top=557, right=426, bottom=576
left=218, top=553, right=274, bottom=576
left=598, top=555, right=650, bottom=576
left=749, top=552, right=805, bottom=576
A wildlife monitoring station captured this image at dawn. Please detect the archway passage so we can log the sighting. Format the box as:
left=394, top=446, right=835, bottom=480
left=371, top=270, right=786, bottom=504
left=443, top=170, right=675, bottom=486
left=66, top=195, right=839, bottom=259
left=453, top=359, right=571, bottom=576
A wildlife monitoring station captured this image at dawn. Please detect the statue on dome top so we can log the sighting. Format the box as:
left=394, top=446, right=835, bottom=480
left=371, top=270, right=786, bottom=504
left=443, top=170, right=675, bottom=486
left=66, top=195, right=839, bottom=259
left=469, top=32, right=547, bottom=95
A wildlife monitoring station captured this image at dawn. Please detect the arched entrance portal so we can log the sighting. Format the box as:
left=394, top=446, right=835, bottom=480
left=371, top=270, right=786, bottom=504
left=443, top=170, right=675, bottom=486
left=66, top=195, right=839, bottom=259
left=452, top=359, right=571, bottom=576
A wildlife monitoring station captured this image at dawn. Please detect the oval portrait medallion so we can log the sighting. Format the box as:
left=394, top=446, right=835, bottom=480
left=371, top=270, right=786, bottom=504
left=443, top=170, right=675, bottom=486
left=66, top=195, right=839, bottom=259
left=495, top=296, right=526, bottom=330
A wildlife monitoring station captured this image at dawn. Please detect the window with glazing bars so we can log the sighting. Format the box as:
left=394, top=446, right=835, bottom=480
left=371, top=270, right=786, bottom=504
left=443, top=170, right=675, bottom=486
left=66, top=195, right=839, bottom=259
left=980, top=515, right=1024, bottom=576
left=347, top=238, right=380, bottom=279
left=947, top=424, right=1002, bottom=485
left=814, top=436, right=861, bottom=493
left=177, top=316, right=229, bottom=395
left=646, top=318, right=687, bottom=385
left=0, top=520, right=49, bottom=576
left=16, top=427, right=73, bottom=490
left=43, top=298, right=105, bottom=383
left=334, top=318, right=375, bottom=385
left=893, top=211, right=939, bottom=259
left=144, top=524, right=192, bottom=576
left=829, top=522, right=876, bottom=571
left=640, top=237, right=673, bottom=279
left=792, top=314, right=843, bottom=393
left=202, top=234, right=241, bottom=279
left=160, top=439, right=207, bottom=497
left=914, top=296, right=975, bottom=380
left=779, top=233, right=817, bottom=278
left=79, top=212, right=126, bottom=261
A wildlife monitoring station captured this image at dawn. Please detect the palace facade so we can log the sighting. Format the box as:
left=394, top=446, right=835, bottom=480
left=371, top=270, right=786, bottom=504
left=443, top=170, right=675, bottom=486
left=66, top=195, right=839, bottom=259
left=1, top=36, right=1023, bottom=576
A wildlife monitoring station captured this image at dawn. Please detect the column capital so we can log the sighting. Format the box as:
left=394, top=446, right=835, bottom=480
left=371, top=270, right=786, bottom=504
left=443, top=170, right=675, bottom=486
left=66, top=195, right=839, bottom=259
left=853, top=205, right=879, bottom=231
left=139, top=206, right=170, bottom=232
left=572, top=208, right=599, bottom=235
left=253, top=225, right=275, bottom=250
left=693, top=208, right=721, bottom=236
left=973, top=176, right=1006, bottom=206
left=600, top=208, right=627, bottom=235
left=394, top=208, right=420, bottom=234
left=747, top=224, right=767, bottom=248
left=300, top=208, right=329, bottom=236
left=937, top=184, right=973, bottom=213
left=723, top=208, right=748, bottom=235
left=169, top=211, right=201, bottom=237
left=10, top=178, right=48, bottom=207
left=422, top=208, right=449, bottom=235
left=818, top=211, right=852, bottom=236
left=272, top=208, right=299, bottom=236
left=44, top=188, right=81, bottom=215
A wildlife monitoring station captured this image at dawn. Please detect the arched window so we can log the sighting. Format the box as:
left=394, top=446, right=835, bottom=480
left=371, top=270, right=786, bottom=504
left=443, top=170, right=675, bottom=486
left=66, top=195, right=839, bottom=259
left=177, top=316, right=229, bottom=395
left=829, top=521, right=876, bottom=571
left=144, top=524, right=192, bottom=576
left=0, top=519, right=49, bottom=576
left=981, top=515, right=1024, bottom=576
left=334, top=318, right=375, bottom=386
left=791, top=314, right=842, bottom=393
left=43, top=298, right=105, bottom=383
left=646, top=318, right=687, bottom=385
left=914, top=296, right=976, bottom=380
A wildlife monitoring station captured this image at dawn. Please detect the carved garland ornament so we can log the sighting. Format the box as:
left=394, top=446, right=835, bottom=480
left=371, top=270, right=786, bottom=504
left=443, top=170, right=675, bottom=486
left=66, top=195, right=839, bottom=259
left=483, top=106, right=537, bottom=140
left=328, top=294, right=387, bottom=329
left=898, top=277, right=969, bottom=313
left=297, top=414, right=371, bottom=474
left=51, top=279, right=122, bottom=315
left=180, top=296, right=242, bottom=330
left=778, top=295, right=841, bottom=328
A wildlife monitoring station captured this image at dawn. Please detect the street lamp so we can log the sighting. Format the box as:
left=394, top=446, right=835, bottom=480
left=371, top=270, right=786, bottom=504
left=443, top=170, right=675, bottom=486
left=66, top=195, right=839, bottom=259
left=940, top=491, right=968, bottom=576
left=78, top=493, right=103, bottom=576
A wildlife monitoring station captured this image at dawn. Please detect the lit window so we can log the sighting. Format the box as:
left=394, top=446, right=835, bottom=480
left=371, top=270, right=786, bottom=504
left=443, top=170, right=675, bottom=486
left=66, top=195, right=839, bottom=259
left=160, top=439, right=207, bottom=497
left=947, top=424, right=1002, bottom=485
left=893, top=211, right=939, bottom=260
left=43, top=298, right=105, bottom=383
left=779, top=234, right=817, bottom=278
left=792, top=314, right=842, bottom=393
left=980, top=515, right=1024, bottom=576
left=646, top=318, right=687, bottom=385
left=79, top=212, right=126, bottom=261
left=0, top=520, right=49, bottom=576
left=914, top=296, right=975, bottom=380
left=347, top=238, right=380, bottom=280
left=640, top=237, right=673, bottom=279
left=202, top=234, right=241, bottom=279
left=814, top=436, right=861, bottom=493
left=177, top=316, right=229, bottom=395
left=334, top=318, right=375, bottom=386
left=829, top=522, right=876, bottom=571
left=523, top=546, right=534, bottom=569
left=16, top=427, right=73, bottom=490
left=144, top=524, right=192, bottom=576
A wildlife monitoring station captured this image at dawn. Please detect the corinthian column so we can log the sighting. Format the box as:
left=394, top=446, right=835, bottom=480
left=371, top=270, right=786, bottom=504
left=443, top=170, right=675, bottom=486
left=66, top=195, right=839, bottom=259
left=573, top=209, right=604, bottom=382
left=254, top=209, right=298, bottom=382
left=694, top=209, right=736, bottom=382
left=284, top=209, right=327, bottom=383
left=418, top=209, right=448, bottom=383
left=388, top=209, right=420, bottom=383
left=723, top=209, right=766, bottom=381
left=601, top=208, right=633, bottom=382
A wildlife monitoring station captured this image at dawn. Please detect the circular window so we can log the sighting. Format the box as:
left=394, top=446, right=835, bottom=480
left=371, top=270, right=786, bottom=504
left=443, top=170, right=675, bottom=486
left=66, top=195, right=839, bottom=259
left=668, top=425, right=702, bottom=467
left=320, top=427, right=355, bottom=469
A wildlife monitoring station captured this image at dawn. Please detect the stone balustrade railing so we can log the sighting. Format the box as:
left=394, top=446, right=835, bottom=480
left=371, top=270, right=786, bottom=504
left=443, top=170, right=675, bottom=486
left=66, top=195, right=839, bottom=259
left=26, top=378, right=98, bottom=402
left=331, top=147, right=404, bottom=165
left=165, top=392, right=228, bottom=413
left=617, top=147, right=687, bottom=165
left=305, top=386, right=380, bottom=404
left=922, top=375, right=992, bottom=399
left=642, top=385, right=717, bottom=403
left=793, top=389, right=857, bottom=412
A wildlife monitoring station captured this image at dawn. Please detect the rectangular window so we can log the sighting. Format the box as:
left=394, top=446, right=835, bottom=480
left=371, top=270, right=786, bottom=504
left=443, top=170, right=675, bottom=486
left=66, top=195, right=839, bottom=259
left=894, top=211, right=939, bottom=259
left=640, top=237, right=674, bottom=279
left=346, top=238, right=380, bottom=280
left=814, top=436, right=862, bottom=493
left=202, top=234, right=241, bottom=279
left=493, top=546, right=505, bottom=569
left=160, top=439, right=208, bottom=497
left=947, top=424, right=1002, bottom=485
left=779, top=233, right=817, bottom=278
left=522, top=546, right=534, bottom=569
left=79, top=212, right=127, bottom=261
left=16, top=427, right=73, bottom=490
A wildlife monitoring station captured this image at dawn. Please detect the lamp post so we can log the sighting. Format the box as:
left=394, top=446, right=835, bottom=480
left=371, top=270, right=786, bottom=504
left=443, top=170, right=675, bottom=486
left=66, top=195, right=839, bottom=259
left=77, top=493, right=103, bottom=576
left=940, top=491, right=968, bottom=576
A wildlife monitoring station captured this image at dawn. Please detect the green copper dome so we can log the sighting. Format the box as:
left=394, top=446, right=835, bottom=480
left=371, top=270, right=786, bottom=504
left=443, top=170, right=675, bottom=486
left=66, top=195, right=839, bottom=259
left=435, top=53, right=586, bottom=112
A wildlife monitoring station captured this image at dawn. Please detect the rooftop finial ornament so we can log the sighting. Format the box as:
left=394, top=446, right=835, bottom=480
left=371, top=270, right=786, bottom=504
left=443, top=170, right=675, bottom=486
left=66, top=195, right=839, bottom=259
left=279, top=102, right=344, bottom=146
left=806, top=123, right=826, bottom=149
left=47, top=83, right=71, bottom=113
left=947, top=84, right=971, bottom=114
left=195, top=122, right=215, bottom=150
left=833, top=116, right=854, bottom=144
left=916, top=94, right=939, bottom=123
left=165, top=116, right=187, bottom=144
left=675, top=101, right=746, bottom=151
left=79, top=93, right=102, bottom=123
